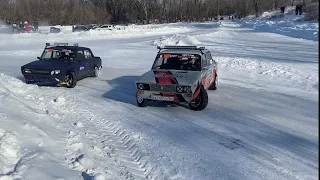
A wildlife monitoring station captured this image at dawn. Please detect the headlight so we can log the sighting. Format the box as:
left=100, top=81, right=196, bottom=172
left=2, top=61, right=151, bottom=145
left=176, top=86, right=183, bottom=93
left=136, top=83, right=150, bottom=90
left=51, top=70, right=61, bottom=75
left=24, top=69, right=31, bottom=73
left=176, top=86, right=192, bottom=93
left=184, top=86, right=192, bottom=93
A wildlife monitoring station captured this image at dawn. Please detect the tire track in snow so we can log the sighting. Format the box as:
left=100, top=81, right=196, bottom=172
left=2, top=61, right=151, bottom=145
left=66, top=105, right=156, bottom=180
left=0, top=74, right=157, bottom=179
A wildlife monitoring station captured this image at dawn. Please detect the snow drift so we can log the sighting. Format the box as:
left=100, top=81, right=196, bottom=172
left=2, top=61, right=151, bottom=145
left=237, top=7, right=319, bottom=41
left=150, top=34, right=202, bottom=47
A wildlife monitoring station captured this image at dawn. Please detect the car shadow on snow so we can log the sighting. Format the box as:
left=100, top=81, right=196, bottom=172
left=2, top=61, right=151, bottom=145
left=103, top=76, right=138, bottom=105
left=15, top=75, right=25, bottom=82
left=103, top=75, right=188, bottom=109
left=81, top=172, right=93, bottom=180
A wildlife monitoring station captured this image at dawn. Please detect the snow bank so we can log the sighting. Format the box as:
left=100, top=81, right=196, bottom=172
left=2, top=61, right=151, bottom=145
left=237, top=7, right=319, bottom=41
left=0, top=128, right=20, bottom=175
left=216, top=56, right=318, bottom=98
left=75, top=24, right=190, bottom=39
left=0, top=24, right=191, bottom=46
left=151, top=34, right=202, bottom=47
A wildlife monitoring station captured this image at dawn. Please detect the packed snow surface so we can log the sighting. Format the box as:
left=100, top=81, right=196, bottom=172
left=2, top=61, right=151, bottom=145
left=0, top=19, right=318, bottom=180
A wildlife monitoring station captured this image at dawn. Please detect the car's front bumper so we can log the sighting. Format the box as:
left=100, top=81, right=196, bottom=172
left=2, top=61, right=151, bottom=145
left=137, top=90, right=193, bottom=103
left=23, top=74, right=67, bottom=86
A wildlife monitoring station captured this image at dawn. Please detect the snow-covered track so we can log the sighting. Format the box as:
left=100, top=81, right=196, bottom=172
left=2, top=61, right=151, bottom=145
left=0, top=73, right=159, bottom=179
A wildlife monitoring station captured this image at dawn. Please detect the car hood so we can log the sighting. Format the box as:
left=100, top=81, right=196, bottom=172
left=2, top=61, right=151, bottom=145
left=22, top=60, right=73, bottom=69
left=137, top=69, right=201, bottom=86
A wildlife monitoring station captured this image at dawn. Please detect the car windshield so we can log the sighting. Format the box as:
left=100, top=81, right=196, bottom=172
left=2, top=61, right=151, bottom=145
left=40, top=48, right=76, bottom=61
left=152, top=53, right=201, bottom=71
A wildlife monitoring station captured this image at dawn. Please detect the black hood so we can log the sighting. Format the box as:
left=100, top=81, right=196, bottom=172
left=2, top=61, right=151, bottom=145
left=22, top=60, right=73, bottom=69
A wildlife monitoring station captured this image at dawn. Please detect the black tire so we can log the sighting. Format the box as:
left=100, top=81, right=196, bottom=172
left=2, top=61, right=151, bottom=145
left=136, top=92, right=149, bottom=107
left=66, top=72, right=77, bottom=88
left=208, top=75, right=218, bottom=90
left=188, top=86, right=208, bottom=111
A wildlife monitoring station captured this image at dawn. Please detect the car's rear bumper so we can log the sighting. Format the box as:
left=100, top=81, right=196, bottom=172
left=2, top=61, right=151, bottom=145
left=23, top=74, right=66, bottom=86
left=137, top=90, right=193, bottom=103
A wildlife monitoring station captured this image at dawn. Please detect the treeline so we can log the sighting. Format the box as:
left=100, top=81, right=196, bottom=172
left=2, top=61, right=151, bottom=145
left=0, top=0, right=318, bottom=25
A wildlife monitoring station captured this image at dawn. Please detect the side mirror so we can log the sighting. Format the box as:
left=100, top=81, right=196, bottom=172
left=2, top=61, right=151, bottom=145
left=37, top=57, right=40, bottom=60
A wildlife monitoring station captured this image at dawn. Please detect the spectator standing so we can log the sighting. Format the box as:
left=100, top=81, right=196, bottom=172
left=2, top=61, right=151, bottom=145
left=19, top=22, right=24, bottom=33
left=33, top=20, right=39, bottom=32
left=24, top=21, right=30, bottom=33
left=12, top=21, right=18, bottom=33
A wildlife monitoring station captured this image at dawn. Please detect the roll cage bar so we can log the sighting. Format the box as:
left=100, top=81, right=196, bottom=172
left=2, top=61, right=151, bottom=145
left=45, top=42, right=79, bottom=48
left=157, top=46, right=206, bottom=54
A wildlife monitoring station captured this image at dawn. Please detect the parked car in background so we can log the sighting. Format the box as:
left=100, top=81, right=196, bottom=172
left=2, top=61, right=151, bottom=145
left=95, top=24, right=114, bottom=31
left=50, top=27, right=61, bottom=33
left=72, top=25, right=90, bottom=32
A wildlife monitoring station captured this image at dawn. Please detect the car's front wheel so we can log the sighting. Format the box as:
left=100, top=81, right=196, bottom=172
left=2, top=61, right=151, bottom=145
left=92, top=66, right=101, bottom=77
left=136, top=92, right=149, bottom=107
left=208, top=75, right=218, bottom=90
left=65, top=72, right=77, bottom=88
left=188, top=86, right=208, bottom=111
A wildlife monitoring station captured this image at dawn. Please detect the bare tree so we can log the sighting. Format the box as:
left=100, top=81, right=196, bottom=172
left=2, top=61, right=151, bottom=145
left=1, top=0, right=300, bottom=25
left=252, top=0, right=260, bottom=17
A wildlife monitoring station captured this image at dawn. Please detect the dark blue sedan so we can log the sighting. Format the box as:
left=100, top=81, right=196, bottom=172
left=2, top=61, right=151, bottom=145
left=21, top=43, right=102, bottom=88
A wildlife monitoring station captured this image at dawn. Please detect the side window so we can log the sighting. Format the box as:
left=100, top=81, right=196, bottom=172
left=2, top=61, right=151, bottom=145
left=52, top=51, right=57, bottom=58
left=76, top=50, right=85, bottom=60
left=202, top=58, right=207, bottom=67
left=206, top=51, right=212, bottom=65
left=206, top=52, right=212, bottom=60
left=84, top=50, right=93, bottom=59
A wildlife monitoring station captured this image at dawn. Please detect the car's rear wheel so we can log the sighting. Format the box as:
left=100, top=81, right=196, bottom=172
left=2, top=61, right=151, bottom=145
left=65, top=72, right=77, bottom=88
left=208, top=75, right=218, bottom=90
left=188, top=86, right=208, bottom=111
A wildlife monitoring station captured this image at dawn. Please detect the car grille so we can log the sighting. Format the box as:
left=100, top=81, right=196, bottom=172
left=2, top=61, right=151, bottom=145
left=149, top=84, right=176, bottom=92
left=29, top=69, right=51, bottom=75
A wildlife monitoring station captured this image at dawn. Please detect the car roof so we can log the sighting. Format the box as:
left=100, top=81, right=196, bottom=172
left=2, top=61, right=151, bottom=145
left=45, top=46, right=90, bottom=51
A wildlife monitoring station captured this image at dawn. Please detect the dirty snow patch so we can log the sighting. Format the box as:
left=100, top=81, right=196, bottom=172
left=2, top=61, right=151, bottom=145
left=74, top=122, right=84, bottom=127
left=53, top=96, right=66, bottom=105
left=72, top=154, right=95, bottom=170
